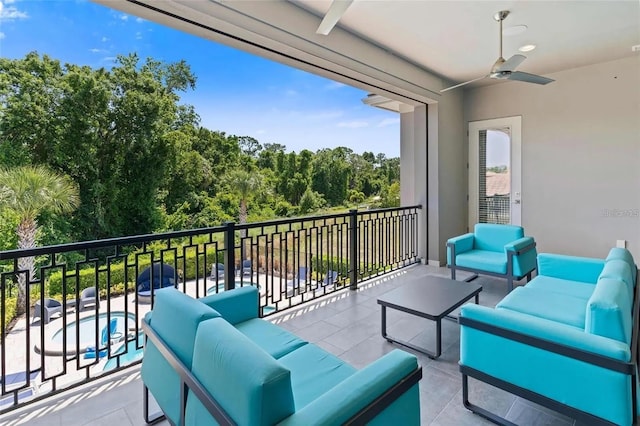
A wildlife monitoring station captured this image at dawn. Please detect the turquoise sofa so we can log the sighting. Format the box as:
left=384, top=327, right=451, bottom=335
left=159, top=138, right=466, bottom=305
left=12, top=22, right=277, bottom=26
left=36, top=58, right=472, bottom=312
left=140, top=286, right=422, bottom=425
left=459, top=248, right=638, bottom=425
left=447, top=224, right=537, bottom=291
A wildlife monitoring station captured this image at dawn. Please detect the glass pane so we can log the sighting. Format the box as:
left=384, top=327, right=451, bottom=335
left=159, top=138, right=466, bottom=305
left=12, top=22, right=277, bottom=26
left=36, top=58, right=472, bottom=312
left=479, top=129, right=510, bottom=224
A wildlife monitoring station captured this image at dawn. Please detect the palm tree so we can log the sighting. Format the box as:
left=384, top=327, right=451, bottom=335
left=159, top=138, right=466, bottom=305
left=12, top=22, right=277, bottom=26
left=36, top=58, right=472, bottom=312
left=226, top=169, right=260, bottom=231
left=0, top=166, right=79, bottom=316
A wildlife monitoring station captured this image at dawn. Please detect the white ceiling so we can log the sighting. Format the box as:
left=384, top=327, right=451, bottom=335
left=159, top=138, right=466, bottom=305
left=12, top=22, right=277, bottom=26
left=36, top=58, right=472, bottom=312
left=294, top=0, right=640, bottom=87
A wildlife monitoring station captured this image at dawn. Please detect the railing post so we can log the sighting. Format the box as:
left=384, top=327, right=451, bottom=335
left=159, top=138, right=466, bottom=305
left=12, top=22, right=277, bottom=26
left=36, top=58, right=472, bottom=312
left=224, top=221, right=236, bottom=291
left=349, top=209, right=358, bottom=290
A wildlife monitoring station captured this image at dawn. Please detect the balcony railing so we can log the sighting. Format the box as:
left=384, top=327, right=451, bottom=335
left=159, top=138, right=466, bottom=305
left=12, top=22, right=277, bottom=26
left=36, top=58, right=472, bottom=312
left=0, top=205, right=421, bottom=412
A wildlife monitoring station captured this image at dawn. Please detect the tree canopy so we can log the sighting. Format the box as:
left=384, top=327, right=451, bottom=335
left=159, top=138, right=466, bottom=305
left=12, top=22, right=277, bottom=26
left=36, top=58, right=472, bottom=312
left=0, top=52, right=401, bottom=248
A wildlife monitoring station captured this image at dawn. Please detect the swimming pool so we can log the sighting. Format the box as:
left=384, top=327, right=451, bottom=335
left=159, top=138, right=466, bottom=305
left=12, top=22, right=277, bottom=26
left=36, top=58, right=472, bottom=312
left=206, top=281, right=259, bottom=295
left=47, top=312, right=136, bottom=355
left=103, top=332, right=144, bottom=371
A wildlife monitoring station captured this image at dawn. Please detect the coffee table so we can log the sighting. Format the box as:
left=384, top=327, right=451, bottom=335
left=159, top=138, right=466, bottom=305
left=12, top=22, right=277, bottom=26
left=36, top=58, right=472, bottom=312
left=377, top=276, right=482, bottom=359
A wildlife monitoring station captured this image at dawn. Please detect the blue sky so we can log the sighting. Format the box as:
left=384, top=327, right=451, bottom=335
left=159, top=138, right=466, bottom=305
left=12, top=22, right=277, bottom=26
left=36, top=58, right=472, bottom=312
left=0, top=0, right=400, bottom=157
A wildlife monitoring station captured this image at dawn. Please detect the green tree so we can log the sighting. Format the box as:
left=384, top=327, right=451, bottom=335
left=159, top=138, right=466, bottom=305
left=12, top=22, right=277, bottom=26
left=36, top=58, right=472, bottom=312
left=0, top=166, right=78, bottom=315
left=226, top=170, right=261, bottom=233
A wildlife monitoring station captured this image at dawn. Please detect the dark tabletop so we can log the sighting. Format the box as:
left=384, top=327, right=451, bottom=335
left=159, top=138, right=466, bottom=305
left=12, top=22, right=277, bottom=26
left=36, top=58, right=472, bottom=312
left=377, top=275, right=483, bottom=319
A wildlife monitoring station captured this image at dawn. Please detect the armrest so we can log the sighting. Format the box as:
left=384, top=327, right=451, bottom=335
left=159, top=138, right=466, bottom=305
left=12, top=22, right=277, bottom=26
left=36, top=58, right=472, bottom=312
left=504, top=237, right=535, bottom=255
left=460, top=304, right=630, bottom=362
left=278, top=350, right=421, bottom=425
left=199, top=286, right=258, bottom=325
left=537, top=253, right=605, bottom=284
left=447, top=233, right=475, bottom=265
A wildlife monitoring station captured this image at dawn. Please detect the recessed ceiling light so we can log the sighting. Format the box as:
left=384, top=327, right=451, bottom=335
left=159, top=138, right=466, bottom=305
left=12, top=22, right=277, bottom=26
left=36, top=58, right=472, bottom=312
left=503, top=25, right=527, bottom=36
left=519, top=44, right=537, bottom=52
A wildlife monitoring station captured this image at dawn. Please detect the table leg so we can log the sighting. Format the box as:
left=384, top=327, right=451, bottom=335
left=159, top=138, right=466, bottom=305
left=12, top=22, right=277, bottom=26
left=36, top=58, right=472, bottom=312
left=435, top=319, right=442, bottom=358
left=381, top=305, right=387, bottom=339
left=475, top=293, right=479, bottom=304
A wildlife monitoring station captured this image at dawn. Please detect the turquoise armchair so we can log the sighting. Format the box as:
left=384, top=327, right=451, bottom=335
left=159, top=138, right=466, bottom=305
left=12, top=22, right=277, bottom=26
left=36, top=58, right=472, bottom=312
left=447, top=223, right=537, bottom=291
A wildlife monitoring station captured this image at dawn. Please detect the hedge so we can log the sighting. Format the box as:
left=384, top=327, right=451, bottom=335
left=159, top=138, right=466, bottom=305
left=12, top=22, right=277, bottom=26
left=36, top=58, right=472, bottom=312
left=3, top=297, right=16, bottom=333
left=311, top=255, right=387, bottom=283
left=46, top=248, right=226, bottom=298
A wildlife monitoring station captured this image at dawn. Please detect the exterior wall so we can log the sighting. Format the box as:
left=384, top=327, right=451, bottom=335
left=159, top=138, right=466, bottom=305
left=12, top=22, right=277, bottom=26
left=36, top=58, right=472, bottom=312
left=464, top=57, right=640, bottom=259
left=400, top=106, right=428, bottom=260
left=428, top=91, right=467, bottom=264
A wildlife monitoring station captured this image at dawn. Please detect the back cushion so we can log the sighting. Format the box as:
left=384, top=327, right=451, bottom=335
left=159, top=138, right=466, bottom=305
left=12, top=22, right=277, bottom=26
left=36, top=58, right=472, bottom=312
left=141, top=288, right=220, bottom=425
left=606, top=248, right=637, bottom=285
left=186, top=318, right=295, bottom=426
left=474, top=224, right=524, bottom=252
left=585, top=278, right=632, bottom=344
left=599, top=260, right=634, bottom=303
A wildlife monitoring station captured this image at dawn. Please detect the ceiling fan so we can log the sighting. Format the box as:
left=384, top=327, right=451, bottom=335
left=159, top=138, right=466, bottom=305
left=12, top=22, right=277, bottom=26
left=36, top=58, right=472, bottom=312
left=441, top=10, right=554, bottom=93
left=316, top=0, right=354, bottom=35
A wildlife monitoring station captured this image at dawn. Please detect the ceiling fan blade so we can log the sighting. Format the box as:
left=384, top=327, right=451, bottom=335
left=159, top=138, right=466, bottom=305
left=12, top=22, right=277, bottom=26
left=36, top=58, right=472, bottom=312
left=316, top=0, right=354, bottom=35
left=507, top=71, right=555, bottom=85
left=441, top=75, right=488, bottom=93
left=496, top=54, right=526, bottom=72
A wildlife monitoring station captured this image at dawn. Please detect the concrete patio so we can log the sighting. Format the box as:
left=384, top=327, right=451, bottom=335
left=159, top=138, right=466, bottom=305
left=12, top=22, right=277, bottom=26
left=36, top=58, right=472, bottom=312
left=1, top=264, right=576, bottom=426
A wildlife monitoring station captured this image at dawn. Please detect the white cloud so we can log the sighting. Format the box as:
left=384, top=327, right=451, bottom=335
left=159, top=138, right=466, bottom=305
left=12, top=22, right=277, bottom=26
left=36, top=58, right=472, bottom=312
left=102, top=56, right=117, bottom=63
left=324, top=81, right=346, bottom=90
left=0, top=1, right=28, bottom=21
left=4, top=0, right=16, bottom=4
left=119, top=14, right=128, bottom=21
left=255, top=129, right=267, bottom=135
left=135, top=31, right=142, bottom=40
left=89, top=48, right=107, bottom=54
left=303, top=110, right=343, bottom=120
left=136, top=17, right=145, bottom=23
left=101, top=36, right=109, bottom=42
left=337, top=120, right=369, bottom=129
left=284, top=89, right=297, bottom=96
left=0, top=32, right=4, bottom=39
left=376, top=117, right=400, bottom=127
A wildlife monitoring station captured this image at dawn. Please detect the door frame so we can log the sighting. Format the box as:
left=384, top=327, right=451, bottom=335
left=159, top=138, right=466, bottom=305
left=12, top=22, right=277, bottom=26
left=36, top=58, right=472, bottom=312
left=468, top=116, right=522, bottom=229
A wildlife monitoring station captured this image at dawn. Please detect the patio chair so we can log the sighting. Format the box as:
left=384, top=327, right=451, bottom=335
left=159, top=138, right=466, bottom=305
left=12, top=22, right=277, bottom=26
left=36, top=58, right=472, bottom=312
left=136, top=263, right=179, bottom=302
left=209, top=263, right=225, bottom=281
left=78, top=287, right=100, bottom=311
left=286, top=266, right=309, bottom=297
left=84, top=318, right=120, bottom=359
left=238, top=259, right=252, bottom=277
left=32, top=298, right=63, bottom=324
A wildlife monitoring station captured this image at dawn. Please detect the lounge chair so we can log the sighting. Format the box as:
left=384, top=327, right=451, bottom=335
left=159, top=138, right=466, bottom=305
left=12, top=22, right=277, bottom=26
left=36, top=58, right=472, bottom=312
left=78, top=287, right=100, bottom=311
left=137, top=263, right=178, bottom=302
left=32, top=298, right=63, bottom=324
left=286, top=266, right=310, bottom=297
left=321, top=270, right=338, bottom=291
left=0, top=370, right=39, bottom=409
left=209, top=263, right=225, bottom=281
left=84, top=318, right=120, bottom=359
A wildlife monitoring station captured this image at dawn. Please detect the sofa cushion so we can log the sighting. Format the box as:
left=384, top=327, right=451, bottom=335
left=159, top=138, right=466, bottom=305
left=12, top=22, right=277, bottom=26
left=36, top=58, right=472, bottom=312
left=526, top=276, right=595, bottom=300
left=599, top=259, right=634, bottom=303
left=496, top=287, right=586, bottom=328
left=455, top=249, right=507, bottom=274
left=186, top=318, right=295, bottom=426
left=586, top=278, right=632, bottom=344
left=235, top=318, right=308, bottom=359
left=141, top=288, right=220, bottom=425
left=537, top=253, right=604, bottom=284
left=200, top=286, right=259, bottom=325
left=278, top=343, right=356, bottom=410
left=473, top=224, right=524, bottom=252
left=606, top=248, right=637, bottom=284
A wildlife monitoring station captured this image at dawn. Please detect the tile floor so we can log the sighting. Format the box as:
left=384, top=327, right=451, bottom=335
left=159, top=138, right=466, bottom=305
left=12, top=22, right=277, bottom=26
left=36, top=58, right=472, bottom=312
left=1, top=265, right=576, bottom=426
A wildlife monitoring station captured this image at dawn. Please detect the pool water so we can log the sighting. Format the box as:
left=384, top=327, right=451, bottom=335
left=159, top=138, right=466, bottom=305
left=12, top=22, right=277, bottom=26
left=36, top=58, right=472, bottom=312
left=103, top=333, right=144, bottom=371
left=51, top=312, right=136, bottom=349
left=206, top=281, right=259, bottom=295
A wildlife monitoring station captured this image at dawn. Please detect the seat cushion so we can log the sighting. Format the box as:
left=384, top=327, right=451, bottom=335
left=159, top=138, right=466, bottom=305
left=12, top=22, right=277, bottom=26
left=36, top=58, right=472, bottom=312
left=606, top=248, right=637, bottom=284
left=455, top=249, right=507, bottom=274
left=496, top=287, right=587, bottom=328
left=235, top=318, right=308, bottom=359
left=526, top=276, right=595, bottom=300
left=278, top=343, right=356, bottom=410
left=473, top=224, right=524, bottom=252
left=186, top=318, right=295, bottom=426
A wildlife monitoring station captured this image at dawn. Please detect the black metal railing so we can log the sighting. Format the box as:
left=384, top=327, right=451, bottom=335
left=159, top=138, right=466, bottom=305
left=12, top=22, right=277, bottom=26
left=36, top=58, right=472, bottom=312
left=0, top=205, right=421, bottom=412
